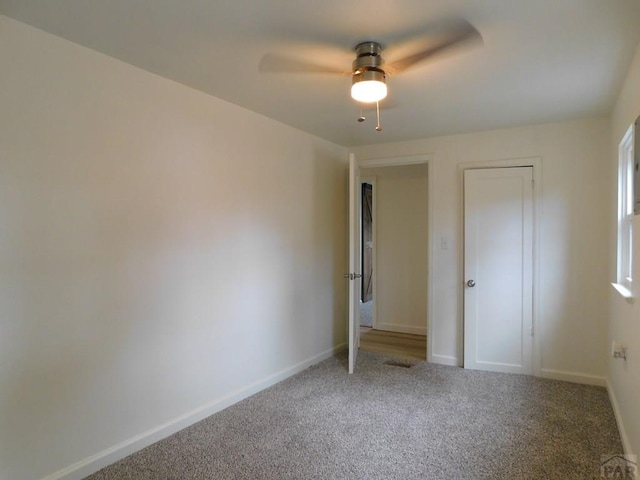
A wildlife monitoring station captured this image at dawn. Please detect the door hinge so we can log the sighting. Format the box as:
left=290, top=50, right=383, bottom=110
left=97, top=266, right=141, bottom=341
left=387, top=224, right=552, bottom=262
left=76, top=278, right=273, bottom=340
left=530, top=325, right=534, bottom=337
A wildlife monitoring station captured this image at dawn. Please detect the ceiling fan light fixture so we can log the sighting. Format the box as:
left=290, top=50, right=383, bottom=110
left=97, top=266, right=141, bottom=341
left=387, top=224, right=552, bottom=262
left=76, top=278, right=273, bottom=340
left=351, top=68, right=387, bottom=103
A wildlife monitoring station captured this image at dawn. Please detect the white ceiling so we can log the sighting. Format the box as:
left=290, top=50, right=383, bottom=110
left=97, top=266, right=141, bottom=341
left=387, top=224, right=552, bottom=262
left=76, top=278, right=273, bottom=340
left=2, top=0, right=640, bottom=147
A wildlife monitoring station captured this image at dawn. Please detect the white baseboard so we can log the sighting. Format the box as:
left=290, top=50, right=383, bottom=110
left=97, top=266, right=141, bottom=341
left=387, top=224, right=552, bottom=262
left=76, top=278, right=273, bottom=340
left=606, top=378, right=632, bottom=455
left=429, top=353, right=459, bottom=366
left=539, top=368, right=607, bottom=387
left=376, top=323, right=427, bottom=336
left=40, top=343, right=346, bottom=480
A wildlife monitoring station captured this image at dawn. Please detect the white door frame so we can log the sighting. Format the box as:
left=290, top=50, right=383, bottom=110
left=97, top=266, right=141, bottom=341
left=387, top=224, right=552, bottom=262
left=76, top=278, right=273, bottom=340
left=457, top=157, right=542, bottom=376
left=358, top=153, right=434, bottom=361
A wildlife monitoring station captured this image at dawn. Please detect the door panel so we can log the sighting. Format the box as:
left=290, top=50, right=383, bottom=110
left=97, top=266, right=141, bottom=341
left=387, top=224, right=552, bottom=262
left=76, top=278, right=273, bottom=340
left=348, top=153, right=361, bottom=374
left=362, top=183, right=373, bottom=303
left=464, top=167, right=533, bottom=374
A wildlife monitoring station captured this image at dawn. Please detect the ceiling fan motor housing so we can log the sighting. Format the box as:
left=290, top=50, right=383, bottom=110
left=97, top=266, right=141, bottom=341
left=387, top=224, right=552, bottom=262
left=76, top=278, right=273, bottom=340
left=353, top=41, right=384, bottom=69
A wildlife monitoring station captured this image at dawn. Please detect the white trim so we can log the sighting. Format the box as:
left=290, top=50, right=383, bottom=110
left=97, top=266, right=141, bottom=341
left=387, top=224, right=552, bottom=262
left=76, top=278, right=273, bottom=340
left=616, top=125, right=635, bottom=295
left=376, top=323, right=427, bottom=336
left=359, top=153, right=434, bottom=168
left=426, top=160, right=435, bottom=364
left=606, top=378, right=633, bottom=455
left=539, top=368, right=606, bottom=387
left=430, top=354, right=459, bottom=366
left=611, top=282, right=635, bottom=303
left=355, top=153, right=435, bottom=365
left=457, top=157, right=542, bottom=377
left=39, top=344, right=346, bottom=480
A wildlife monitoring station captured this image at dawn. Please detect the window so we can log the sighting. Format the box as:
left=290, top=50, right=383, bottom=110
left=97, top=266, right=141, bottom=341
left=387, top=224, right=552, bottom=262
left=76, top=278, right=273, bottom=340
left=614, top=124, right=635, bottom=298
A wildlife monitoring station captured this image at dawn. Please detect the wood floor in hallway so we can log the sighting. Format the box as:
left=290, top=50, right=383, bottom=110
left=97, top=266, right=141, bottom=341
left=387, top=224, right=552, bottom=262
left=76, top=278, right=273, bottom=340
left=359, top=328, right=427, bottom=361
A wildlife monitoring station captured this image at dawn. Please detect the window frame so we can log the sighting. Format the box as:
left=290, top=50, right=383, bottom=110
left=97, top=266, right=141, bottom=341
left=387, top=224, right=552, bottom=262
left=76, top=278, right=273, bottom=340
left=614, top=124, right=635, bottom=299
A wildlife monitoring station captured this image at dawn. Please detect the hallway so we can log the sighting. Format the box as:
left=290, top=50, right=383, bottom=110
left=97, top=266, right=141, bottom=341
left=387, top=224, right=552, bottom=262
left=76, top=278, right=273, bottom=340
left=359, top=328, right=426, bottom=361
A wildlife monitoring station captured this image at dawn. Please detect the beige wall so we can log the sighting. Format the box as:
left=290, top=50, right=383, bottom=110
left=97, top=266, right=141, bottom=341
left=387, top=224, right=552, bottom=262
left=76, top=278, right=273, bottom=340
left=0, top=15, right=347, bottom=480
left=609, top=41, right=640, bottom=455
left=354, top=116, right=611, bottom=376
left=361, top=164, right=428, bottom=335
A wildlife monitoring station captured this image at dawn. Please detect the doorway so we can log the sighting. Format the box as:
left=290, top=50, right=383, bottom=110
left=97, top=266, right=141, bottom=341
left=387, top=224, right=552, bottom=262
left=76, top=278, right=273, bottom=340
left=347, top=153, right=433, bottom=373
left=360, top=181, right=374, bottom=328
left=359, top=163, right=428, bottom=359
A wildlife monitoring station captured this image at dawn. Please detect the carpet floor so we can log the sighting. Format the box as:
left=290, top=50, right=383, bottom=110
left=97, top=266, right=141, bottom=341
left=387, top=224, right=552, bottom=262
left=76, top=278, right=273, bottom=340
left=86, top=351, right=622, bottom=480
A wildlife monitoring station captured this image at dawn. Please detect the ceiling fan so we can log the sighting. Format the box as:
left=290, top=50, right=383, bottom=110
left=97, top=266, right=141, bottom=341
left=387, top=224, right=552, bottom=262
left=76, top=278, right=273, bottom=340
left=259, top=19, right=482, bottom=132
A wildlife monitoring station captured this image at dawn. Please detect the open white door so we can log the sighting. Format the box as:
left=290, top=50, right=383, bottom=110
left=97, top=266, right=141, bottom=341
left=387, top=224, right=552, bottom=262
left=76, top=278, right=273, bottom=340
left=347, top=153, right=361, bottom=374
left=464, top=167, right=533, bottom=374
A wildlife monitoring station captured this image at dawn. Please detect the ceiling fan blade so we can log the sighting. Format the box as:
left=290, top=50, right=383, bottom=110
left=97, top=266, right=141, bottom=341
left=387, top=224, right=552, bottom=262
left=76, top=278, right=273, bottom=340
left=259, top=54, right=349, bottom=74
left=384, top=19, right=482, bottom=75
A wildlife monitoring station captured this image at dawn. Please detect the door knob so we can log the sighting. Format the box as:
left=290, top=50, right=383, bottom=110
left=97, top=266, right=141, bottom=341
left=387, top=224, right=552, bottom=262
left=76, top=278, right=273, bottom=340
left=466, top=279, right=476, bottom=287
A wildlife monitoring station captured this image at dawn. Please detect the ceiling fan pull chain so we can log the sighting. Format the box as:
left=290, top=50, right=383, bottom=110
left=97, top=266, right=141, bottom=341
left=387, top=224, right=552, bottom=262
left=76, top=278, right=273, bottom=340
left=375, top=101, right=382, bottom=132
left=357, top=106, right=366, bottom=123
